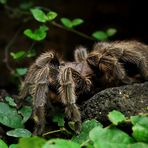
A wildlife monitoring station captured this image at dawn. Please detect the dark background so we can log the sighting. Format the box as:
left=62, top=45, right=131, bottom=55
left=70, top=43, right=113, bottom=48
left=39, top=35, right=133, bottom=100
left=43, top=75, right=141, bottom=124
left=0, top=0, right=148, bottom=90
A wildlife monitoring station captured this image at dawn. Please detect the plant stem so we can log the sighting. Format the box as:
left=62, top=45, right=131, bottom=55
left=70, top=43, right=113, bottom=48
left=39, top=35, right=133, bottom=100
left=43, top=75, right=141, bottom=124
left=42, top=128, right=66, bottom=136
left=51, top=21, right=95, bottom=41
left=80, top=139, right=90, bottom=147
left=3, top=27, right=22, bottom=74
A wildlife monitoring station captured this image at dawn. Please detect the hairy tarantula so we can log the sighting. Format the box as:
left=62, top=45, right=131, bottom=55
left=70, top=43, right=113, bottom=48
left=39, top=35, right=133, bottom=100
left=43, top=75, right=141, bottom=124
left=19, top=40, right=148, bottom=135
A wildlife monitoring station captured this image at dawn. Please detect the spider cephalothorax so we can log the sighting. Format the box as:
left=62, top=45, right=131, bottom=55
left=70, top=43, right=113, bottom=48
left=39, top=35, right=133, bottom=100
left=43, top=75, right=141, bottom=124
left=19, top=40, right=148, bottom=135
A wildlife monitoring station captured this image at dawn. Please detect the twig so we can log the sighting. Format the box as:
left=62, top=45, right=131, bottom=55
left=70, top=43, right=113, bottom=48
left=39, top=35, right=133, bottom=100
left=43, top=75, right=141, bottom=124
left=3, top=27, right=22, bottom=74
left=80, top=139, right=91, bottom=147
left=42, top=128, right=67, bottom=136
left=51, top=21, right=95, bottom=41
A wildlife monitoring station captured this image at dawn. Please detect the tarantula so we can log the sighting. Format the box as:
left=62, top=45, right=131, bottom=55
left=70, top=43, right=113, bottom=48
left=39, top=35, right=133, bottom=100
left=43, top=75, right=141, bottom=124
left=19, top=40, right=148, bottom=135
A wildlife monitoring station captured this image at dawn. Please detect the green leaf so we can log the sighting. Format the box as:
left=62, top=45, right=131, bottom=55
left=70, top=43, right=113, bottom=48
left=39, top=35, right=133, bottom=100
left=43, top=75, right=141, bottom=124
left=0, top=0, right=7, bottom=4
left=106, top=28, right=117, bottom=36
left=60, top=18, right=84, bottom=28
left=72, top=119, right=102, bottom=144
left=108, top=110, right=126, bottom=125
left=10, top=51, right=26, bottom=60
left=60, top=18, right=73, bottom=28
left=89, top=126, right=134, bottom=148
left=43, top=139, right=80, bottom=148
left=0, top=139, right=8, bottom=148
left=0, top=102, right=24, bottom=128
left=31, top=8, right=48, bottom=23
left=92, top=31, right=108, bottom=40
left=16, top=68, right=28, bottom=76
left=128, top=143, right=148, bottom=148
left=72, top=18, right=84, bottom=26
left=5, top=96, right=17, bottom=107
left=18, top=106, right=32, bottom=123
left=131, top=116, right=148, bottom=142
left=47, top=11, right=58, bottom=21
left=52, top=113, right=65, bottom=127
left=9, top=144, right=17, bottom=148
left=24, top=25, right=48, bottom=41
left=7, top=128, right=32, bottom=138
left=18, top=137, right=46, bottom=148
left=26, top=49, right=36, bottom=58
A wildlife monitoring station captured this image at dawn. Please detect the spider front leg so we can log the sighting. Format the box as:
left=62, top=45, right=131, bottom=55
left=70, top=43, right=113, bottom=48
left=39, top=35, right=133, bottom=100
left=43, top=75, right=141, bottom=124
left=59, top=67, right=89, bottom=134
left=19, top=51, right=59, bottom=135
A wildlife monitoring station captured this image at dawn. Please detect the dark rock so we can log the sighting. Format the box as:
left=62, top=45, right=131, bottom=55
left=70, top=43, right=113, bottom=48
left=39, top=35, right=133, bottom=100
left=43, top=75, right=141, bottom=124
left=80, top=82, right=148, bottom=124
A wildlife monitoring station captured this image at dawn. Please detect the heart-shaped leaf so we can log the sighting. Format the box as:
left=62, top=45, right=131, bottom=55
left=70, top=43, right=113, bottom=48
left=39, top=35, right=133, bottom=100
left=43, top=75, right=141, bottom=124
left=47, top=11, right=58, bottom=21
left=61, top=18, right=73, bottom=28
left=0, top=102, right=24, bottom=128
left=72, top=18, right=84, bottom=26
left=43, top=139, right=80, bottom=148
left=61, top=18, right=84, bottom=28
left=16, top=68, right=28, bottom=76
left=7, top=128, right=32, bottom=138
left=18, top=106, right=32, bottom=123
left=18, top=137, right=46, bottom=148
left=108, top=110, right=126, bottom=125
left=131, top=116, right=148, bottom=142
left=89, top=126, right=134, bottom=148
left=52, top=113, right=65, bottom=127
left=72, top=119, right=102, bottom=144
left=106, top=28, right=117, bottom=36
left=24, top=25, right=48, bottom=41
left=0, top=139, right=8, bottom=148
left=92, top=31, right=108, bottom=40
left=10, top=51, right=26, bottom=60
left=31, top=8, right=48, bottom=23
left=5, top=96, right=17, bottom=107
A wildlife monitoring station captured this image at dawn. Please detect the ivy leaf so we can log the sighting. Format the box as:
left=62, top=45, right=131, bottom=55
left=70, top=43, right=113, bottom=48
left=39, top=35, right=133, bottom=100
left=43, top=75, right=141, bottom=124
left=18, top=137, right=46, bottom=148
left=131, top=116, right=148, bottom=142
left=61, top=18, right=73, bottom=28
left=10, top=51, right=26, bottom=60
left=108, top=110, right=126, bottom=125
left=72, top=119, right=102, bottom=144
left=0, top=102, right=24, bottom=128
left=18, top=106, right=32, bottom=124
left=92, top=31, right=108, bottom=40
left=0, top=139, right=8, bottom=148
left=31, top=8, right=48, bottom=23
left=89, top=126, right=134, bottom=148
left=72, top=18, right=84, bottom=26
left=52, top=113, right=65, bottom=127
left=16, top=68, right=28, bottom=76
left=43, top=139, right=80, bottom=148
left=7, top=128, right=32, bottom=138
left=5, top=96, right=17, bottom=107
left=106, top=28, right=117, bottom=36
left=24, top=25, right=48, bottom=41
left=47, top=11, right=58, bottom=21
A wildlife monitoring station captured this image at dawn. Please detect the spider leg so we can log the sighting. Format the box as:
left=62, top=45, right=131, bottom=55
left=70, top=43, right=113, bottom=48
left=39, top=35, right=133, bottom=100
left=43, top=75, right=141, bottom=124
left=74, top=46, right=88, bottom=62
left=20, top=51, right=59, bottom=135
left=121, top=50, right=148, bottom=81
left=59, top=67, right=82, bottom=133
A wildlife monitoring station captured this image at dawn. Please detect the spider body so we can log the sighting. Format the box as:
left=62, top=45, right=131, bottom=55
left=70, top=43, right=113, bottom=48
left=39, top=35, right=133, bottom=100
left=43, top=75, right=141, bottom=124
left=19, top=41, right=148, bottom=135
